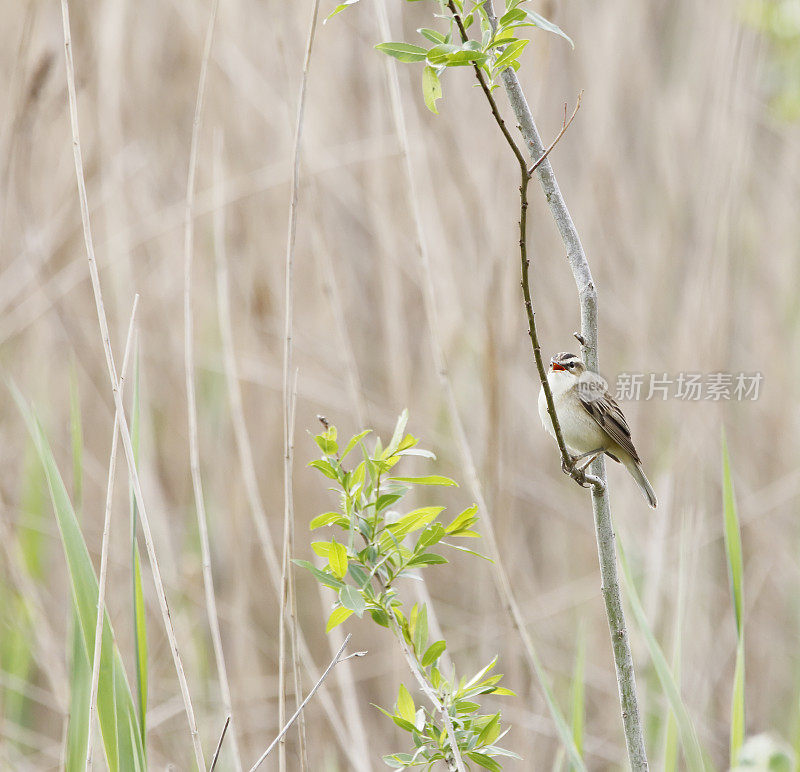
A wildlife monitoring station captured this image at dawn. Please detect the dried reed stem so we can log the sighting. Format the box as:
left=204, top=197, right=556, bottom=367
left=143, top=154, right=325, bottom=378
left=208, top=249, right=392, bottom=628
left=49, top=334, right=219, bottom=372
left=182, top=1, right=242, bottom=769
left=212, top=134, right=368, bottom=772
left=86, top=294, right=139, bottom=771
left=59, top=1, right=205, bottom=766
left=279, top=1, right=321, bottom=769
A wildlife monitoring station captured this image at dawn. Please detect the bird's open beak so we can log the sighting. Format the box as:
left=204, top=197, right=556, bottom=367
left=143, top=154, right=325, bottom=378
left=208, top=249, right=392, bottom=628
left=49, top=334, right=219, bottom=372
left=551, top=361, right=566, bottom=371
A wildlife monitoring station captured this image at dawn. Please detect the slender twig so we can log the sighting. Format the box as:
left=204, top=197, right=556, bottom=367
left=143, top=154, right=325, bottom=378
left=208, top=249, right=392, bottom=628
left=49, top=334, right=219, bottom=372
left=212, top=133, right=369, bottom=772
left=280, top=1, right=321, bottom=769
left=375, top=3, right=584, bottom=769
left=183, top=2, right=242, bottom=770
left=248, top=635, right=360, bottom=772
left=447, top=1, right=598, bottom=490
left=478, top=0, right=649, bottom=767
left=59, top=2, right=205, bottom=767
left=209, top=715, right=231, bottom=772
left=390, top=622, right=466, bottom=772
left=528, top=92, right=582, bottom=175
left=86, top=294, right=138, bottom=771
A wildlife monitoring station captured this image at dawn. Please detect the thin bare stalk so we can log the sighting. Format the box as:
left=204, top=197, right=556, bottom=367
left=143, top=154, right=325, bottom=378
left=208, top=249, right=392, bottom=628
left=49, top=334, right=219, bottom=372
left=374, top=3, right=584, bottom=768
left=212, top=134, right=370, bottom=772
left=249, top=635, right=363, bottom=772
left=59, top=2, right=205, bottom=767
left=478, top=1, right=649, bottom=766
left=390, top=622, right=466, bottom=772
left=280, top=1, right=321, bottom=769
left=209, top=715, right=231, bottom=772
left=182, top=2, right=242, bottom=769
left=86, top=294, right=139, bottom=771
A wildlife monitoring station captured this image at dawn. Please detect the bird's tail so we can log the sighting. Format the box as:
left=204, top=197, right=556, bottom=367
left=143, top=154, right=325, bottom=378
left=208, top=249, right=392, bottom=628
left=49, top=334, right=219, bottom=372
left=623, top=458, right=658, bottom=508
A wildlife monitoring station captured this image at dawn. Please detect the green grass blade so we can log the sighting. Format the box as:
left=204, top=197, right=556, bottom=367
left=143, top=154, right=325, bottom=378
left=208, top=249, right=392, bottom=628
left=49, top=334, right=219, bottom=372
left=65, top=616, right=90, bottom=771
left=722, top=430, right=746, bottom=765
left=618, top=537, right=706, bottom=772
left=130, top=348, right=148, bottom=743
left=10, top=383, right=145, bottom=771
left=569, top=623, right=586, bottom=768
left=662, top=515, right=688, bottom=772
left=731, top=638, right=745, bottom=765
left=722, top=431, right=744, bottom=635
left=69, top=362, right=83, bottom=514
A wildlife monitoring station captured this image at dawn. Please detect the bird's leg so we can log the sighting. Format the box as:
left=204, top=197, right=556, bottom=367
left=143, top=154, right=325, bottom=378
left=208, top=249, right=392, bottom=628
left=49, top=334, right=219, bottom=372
left=572, top=449, right=604, bottom=473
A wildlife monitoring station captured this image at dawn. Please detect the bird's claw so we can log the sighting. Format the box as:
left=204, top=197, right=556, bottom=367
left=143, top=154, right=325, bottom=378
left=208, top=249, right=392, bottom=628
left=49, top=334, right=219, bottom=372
left=562, top=455, right=590, bottom=488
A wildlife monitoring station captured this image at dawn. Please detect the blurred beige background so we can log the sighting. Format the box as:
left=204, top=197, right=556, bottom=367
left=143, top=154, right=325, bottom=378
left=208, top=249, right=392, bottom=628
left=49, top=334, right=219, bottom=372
left=1, top=0, right=799, bottom=768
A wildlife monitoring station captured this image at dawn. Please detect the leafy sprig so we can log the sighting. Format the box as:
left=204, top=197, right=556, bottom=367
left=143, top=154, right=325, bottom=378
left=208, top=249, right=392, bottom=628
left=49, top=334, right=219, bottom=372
left=327, top=0, right=572, bottom=113
left=301, top=411, right=520, bottom=770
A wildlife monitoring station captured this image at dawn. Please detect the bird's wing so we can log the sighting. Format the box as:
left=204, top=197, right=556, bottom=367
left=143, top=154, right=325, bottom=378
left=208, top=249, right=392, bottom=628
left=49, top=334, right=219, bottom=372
left=578, top=387, right=641, bottom=465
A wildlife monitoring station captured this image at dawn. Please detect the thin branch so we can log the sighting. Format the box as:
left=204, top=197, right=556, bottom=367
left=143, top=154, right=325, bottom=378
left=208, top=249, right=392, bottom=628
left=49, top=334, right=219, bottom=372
left=391, top=622, right=466, bottom=772
left=528, top=91, right=583, bottom=175
left=209, top=715, right=231, bottom=772
left=248, top=635, right=360, bottom=772
left=183, top=2, right=242, bottom=770
left=447, top=3, right=598, bottom=493
left=280, top=1, right=321, bottom=769
left=59, top=1, right=205, bottom=767
left=376, top=3, right=585, bottom=768
left=479, top=0, right=649, bottom=766
left=86, top=294, right=139, bottom=771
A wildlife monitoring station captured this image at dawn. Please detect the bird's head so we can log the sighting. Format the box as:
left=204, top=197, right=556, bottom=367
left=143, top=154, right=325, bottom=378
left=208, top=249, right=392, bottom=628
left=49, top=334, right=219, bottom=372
left=550, top=352, right=586, bottom=379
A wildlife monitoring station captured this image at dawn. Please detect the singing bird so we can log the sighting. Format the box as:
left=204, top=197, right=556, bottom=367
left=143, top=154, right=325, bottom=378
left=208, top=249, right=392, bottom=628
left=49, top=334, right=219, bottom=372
left=538, top=352, right=657, bottom=508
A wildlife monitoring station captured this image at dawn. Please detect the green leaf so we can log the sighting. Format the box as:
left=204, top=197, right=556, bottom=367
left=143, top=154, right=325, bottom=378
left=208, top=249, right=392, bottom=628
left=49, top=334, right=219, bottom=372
left=445, top=504, right=478, bottom=533
left=375, top=42, right=428, bottom=62
left=524, top=10, right=574, bottom=48
left=326, top=606, right=353, bottom=632
left=328, top=540, right=348, bottom=579
left=407, top=553, right=448, bottom=567
left=419, top=27, right=446, bottom=44
left=477, top=713, right=502, bottom=747
left=387, top=409, right=409, bottom=455
left=421, top=640, right=446, bottom=667
left=414, top=604, right=428, bottom=655
left=386, top=506, right=444, bottom=539
left=341, top=429, right=371, bottom=461
left=422, top=66, right=443, bottom=114
left=492, top=38, right=529, bottom=72
left=467, top=751, right=503, bottom=772
left=417, top=523, right=446, bottom=549
left=390, top=475, right=458, bottom=486
left=309, top=458, right=339, bottom=480
left=324, top=0, right=361, bottom=23
left=396, top=683, right=415, bottom=723
left=311, top=541, right=331, bottom=557
left=310, top=511, right=347, bottom=530
left=499, top=8, right=527, bottom=27
left=293, top=559, right=345, bottom=591
left=339, top=585, right=366, bottom=616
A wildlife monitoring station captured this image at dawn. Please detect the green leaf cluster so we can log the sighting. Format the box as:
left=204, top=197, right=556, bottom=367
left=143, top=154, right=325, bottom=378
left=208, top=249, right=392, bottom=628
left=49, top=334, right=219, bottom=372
left=302, top=411, right=518, bottom=769
left=334, top=0, right=573, bottom=113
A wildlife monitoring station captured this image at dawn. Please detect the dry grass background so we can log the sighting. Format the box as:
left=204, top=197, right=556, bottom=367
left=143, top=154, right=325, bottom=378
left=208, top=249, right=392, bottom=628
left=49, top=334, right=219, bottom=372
left=1, top=0, right=799, bottom=769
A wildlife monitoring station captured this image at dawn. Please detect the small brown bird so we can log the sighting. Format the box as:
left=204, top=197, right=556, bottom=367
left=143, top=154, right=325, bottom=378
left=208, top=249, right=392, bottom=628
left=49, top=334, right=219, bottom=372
left=538, top=352, right=657, bottom=508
